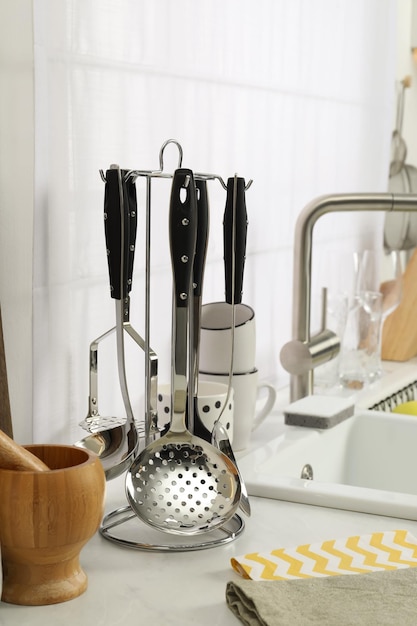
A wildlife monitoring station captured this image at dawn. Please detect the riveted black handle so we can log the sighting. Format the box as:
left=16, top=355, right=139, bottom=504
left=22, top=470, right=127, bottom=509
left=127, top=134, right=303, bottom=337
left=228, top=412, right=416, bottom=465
left=193, top=179, right=209, bottom=298
left=169, top=169, right=197, bottom=308
left=223, top=177, right=248, bottom=305
left=103, top=167, right=138, bottom=300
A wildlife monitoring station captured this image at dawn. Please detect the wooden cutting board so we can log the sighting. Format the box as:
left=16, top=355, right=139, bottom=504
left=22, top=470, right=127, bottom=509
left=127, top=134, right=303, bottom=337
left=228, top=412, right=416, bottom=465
left=382, top=248, right=417, bottom=361
left=0, top=306, right=13, bottom=438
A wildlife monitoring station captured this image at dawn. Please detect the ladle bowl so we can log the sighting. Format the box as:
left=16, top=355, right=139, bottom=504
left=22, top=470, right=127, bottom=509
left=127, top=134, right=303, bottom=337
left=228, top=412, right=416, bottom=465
left=75, top=418, right=138, bottom=480
left=126, top=430, right=241, bottom=535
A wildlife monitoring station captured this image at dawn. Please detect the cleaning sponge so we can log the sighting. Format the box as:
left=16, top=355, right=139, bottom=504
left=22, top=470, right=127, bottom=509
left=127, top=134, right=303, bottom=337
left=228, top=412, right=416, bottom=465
left=284, top=395, right=355, bottom=429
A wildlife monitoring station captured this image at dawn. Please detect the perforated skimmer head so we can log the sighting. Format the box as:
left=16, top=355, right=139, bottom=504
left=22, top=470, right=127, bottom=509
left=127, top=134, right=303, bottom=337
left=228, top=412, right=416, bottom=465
left=125, top=434, right=241, bottom=535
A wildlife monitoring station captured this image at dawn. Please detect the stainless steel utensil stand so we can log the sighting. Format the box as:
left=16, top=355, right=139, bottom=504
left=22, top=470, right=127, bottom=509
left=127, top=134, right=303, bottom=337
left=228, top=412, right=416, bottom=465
left=96, top=139, right=252, bottom=551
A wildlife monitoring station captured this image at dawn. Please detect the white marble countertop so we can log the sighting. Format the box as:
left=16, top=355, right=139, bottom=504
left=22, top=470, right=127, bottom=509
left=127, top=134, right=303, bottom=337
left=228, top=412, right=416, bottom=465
left=2, top=472, right=417, bottom=626
left=2, top=362, right=417, bottom=625
left=3, top=443, right=417, bottom=623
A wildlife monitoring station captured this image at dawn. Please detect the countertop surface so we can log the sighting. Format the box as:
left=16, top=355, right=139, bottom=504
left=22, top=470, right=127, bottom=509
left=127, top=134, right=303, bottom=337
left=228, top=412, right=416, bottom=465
left=2, top=362, right=417, bottom=625
left=2, top=475, right=417, bottom=626
left=2, top=437, right=417, bottom=623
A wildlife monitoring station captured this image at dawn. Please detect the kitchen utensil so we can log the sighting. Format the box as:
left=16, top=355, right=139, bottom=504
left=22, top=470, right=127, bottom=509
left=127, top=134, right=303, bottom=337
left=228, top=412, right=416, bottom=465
left=158, top=380, right=234, bottom=440
left=76, top=165, right=139, bottom=480
left=126, top=168, right=241, bottom=535
left=223, top=177, right=248, bottom=307
left=0, top=428, right=50, bottom=472
left=0, top=444, right=105, bottom=605
left=200, top=178, right=253, bottom=386
left=389, top=76, right=410, bottom=178
left=384, top=76, right=417, bottom=252
left=78, top=326, right=117, bottom=433
left=190, top=178, right=212, bottom=441
left=211, top=175, right=251, bottom=515
left=211, top=420, right=251, bottom=517
left=388, top=164, right=417, bottom=250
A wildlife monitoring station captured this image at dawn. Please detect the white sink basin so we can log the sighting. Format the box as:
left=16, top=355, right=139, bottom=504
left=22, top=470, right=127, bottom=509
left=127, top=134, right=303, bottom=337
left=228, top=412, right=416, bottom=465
left=239, top=409, right=417, bottom=520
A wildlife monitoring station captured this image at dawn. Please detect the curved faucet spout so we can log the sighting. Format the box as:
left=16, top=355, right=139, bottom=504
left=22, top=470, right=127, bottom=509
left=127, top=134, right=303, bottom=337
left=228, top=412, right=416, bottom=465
left=281, top=193, right=417, bottom=402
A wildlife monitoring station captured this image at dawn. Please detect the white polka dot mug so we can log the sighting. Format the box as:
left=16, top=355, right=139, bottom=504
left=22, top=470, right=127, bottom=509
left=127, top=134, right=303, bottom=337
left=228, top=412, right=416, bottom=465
left=157, top=381, right=234, bottom=444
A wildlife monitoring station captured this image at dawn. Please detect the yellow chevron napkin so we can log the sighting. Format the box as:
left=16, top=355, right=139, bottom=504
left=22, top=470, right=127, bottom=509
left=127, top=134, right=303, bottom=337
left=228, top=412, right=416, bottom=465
left=231, top=529, right=417, bottom=580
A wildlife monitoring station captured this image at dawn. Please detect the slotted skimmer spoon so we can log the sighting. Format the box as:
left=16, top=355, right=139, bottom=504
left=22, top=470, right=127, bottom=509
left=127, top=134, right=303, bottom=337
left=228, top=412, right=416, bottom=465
left=126, top=168, right=241, bottom=535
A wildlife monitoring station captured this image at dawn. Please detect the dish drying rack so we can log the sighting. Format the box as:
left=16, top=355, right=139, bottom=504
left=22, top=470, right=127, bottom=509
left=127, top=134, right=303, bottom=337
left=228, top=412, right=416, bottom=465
left=369, top=379, right=417, bottom=412
left=91, top=139, right=252, bottom=551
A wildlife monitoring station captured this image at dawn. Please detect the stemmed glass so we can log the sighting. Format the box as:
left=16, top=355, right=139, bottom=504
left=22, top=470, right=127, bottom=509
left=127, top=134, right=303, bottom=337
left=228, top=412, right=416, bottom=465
left=359, top=249, right=403, bottom=380
left=356, top=249, right=403, bottom=321
left=339, top=249, right=403, bottom=388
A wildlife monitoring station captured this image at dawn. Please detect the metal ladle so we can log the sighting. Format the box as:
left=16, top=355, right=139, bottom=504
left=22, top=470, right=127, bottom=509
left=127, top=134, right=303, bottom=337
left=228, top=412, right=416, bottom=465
left=126, top=168, right=241, bottom=535
left=211, top=175, right=251, bottom=517
left=189, top=176, right=250, bottom=516
left=76, top=165, right=139, bottom=480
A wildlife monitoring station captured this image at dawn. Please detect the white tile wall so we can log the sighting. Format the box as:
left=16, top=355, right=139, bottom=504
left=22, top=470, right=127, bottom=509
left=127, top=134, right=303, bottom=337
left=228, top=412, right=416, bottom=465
left=27, top=0, right=398, bottom=442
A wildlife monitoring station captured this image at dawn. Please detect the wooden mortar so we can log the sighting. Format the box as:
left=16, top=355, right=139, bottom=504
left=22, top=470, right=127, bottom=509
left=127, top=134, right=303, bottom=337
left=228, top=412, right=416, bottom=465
left=0, top=444, right=105, bottom=605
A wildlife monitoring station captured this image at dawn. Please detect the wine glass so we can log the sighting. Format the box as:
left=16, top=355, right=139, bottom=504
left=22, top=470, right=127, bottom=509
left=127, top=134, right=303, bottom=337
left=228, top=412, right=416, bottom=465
left=355, top=249, right=403, bottom=321
left=340, top=249, right=403, bottom=386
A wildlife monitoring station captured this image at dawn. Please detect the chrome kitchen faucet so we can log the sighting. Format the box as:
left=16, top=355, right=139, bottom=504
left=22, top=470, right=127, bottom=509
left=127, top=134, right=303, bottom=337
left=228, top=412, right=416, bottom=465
left=280, top=193, right=417, bottom=402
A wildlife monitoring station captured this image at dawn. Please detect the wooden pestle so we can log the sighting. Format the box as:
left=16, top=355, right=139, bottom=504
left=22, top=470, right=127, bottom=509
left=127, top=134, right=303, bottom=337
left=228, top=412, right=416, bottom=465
left=0, top=429, right=50, bottom=471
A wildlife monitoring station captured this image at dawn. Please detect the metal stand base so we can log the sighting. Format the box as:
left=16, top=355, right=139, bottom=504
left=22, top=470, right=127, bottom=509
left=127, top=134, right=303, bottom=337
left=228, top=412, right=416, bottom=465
left=100, top=505, right=245, bottom=552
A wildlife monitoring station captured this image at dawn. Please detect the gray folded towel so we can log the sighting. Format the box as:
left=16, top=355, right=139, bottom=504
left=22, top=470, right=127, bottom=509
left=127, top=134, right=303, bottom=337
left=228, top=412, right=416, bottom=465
left=226, top=566, right=417, bottom=625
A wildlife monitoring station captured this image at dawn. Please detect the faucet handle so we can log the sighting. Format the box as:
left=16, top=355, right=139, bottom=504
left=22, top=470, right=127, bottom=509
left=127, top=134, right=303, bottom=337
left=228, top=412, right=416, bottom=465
left=280, top=329, right=340, bottom=376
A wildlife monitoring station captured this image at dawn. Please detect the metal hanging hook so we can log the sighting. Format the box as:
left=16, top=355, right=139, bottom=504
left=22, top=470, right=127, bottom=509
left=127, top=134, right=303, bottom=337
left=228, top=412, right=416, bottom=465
left=159, top=139, right=183, bottom=172
left=99, top=139, right=254, bottom=192
left=121, top=139, right=184, bottom=183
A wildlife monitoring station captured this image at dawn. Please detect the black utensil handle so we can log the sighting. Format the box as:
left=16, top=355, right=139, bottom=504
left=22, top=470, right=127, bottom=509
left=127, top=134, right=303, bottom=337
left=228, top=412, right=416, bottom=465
left=169, top=169, right=197, bottom=308
left=223, top=177, right=248, bottom=305
left=126, top=176, right=138, bottom=294
left=104, top=167, right=138, bottom=300
left=193, top=179, right=209, bottom=297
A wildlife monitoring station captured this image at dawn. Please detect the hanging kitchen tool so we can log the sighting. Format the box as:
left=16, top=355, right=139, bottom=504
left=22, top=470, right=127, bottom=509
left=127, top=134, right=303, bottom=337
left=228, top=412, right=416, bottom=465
left=126, top=168, right=241, bottom=535
left=177, top=173, right=251, bottom=516
left=389, top=76, right=410, bottom=178
left=76, top=165, right=139, bottom=480
left=223, top=176, right=248, bottom=307
left=212, top=175, right=251, bottom=517
left=189, top=178, right=212, bottom=442
left=385, top=76, right=417, bottom=253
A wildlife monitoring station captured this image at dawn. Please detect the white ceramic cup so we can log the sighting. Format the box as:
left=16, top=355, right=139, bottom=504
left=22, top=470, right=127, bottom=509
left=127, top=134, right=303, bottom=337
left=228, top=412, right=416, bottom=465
left=199, top=369, right=276, bottom=451
left=199, top=302, right=256, bottom=374
left=157, top=381, right=234, bottom=443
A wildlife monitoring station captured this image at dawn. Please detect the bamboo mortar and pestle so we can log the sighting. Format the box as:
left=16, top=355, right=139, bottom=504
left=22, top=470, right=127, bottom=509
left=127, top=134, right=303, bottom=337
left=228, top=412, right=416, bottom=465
left=0, top=429, right=106, bottom=606
left=0, top=428, right=51, bottom=471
